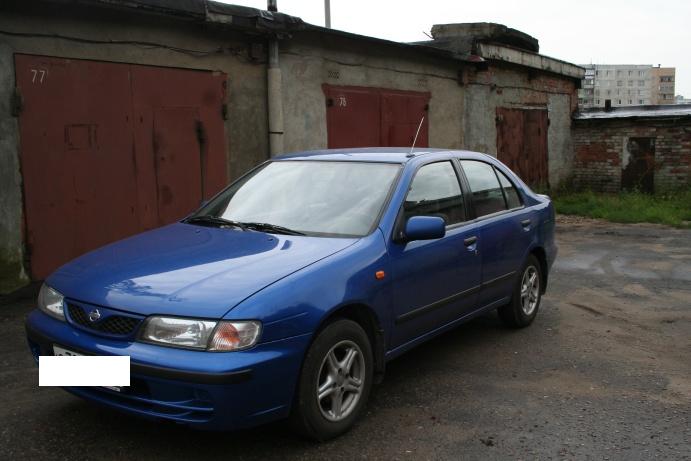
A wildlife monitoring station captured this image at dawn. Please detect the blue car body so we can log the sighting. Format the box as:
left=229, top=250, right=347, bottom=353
left=25, top=148, right=557, bottom=430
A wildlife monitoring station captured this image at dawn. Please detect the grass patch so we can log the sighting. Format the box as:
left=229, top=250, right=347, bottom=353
left=552, top=189, right=691, bottom=228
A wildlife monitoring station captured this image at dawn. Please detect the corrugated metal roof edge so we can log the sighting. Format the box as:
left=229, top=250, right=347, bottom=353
left=574, top=104, right=691, bottom=121
left=28, top=0, right=585, bottom=70
left=300, top=23, right=482, bottom=64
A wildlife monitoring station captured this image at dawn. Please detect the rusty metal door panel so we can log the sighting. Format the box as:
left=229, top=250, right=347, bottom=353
left=496, top=108, right=548, bottom=187
left=15, top=55, right=140, bottom=279
left=524, top=109, right=548, bottom=187
left=623, top=137, right=655, bottom=193
left=381, top=90, right=430, bottom=147
left=323, top=85, right=381, bottom=148
left=130, top=65, right=227, bottom=200
left=15, top=54, right=228, bottom=279
left=496, top=108, right=525, bottom=176
left=153, top=108, right=203, bottom=224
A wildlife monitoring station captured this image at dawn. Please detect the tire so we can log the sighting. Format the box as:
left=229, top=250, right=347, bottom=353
left=498, top=254, right=542, bottom=328
left=290, top=318, right=374, bottom=441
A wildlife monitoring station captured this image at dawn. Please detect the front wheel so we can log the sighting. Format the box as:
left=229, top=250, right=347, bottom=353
left=290, top=319, right=373, bottom=440
left=498, top=254, right=542, bottom=328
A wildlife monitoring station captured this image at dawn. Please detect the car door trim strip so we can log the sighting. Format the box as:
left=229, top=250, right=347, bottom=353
left=395, top=285, right=481, bottom=324
left=394, top=271, right=516, bottom=325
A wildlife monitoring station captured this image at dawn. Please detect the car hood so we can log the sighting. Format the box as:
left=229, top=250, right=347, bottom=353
left=48, top=223, right=357, bottom=318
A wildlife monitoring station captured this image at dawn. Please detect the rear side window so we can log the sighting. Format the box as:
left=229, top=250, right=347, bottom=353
left=460, top=161, right=506, bottom=217
left=496, top=169, right=522, bottom=209
left=404, top=161, right=465, bottom=225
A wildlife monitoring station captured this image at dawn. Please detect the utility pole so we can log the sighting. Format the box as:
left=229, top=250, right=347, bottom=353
left=324, top=0, right=331, bottom=28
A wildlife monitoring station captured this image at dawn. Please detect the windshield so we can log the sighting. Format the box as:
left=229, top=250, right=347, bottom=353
left=191, top=161, right=401, bottom=237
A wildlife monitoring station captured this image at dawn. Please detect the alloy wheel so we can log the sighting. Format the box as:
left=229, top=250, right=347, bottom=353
left=520, top=266, right=540, bottom=316
left=316, top=340, right=365, bottom=422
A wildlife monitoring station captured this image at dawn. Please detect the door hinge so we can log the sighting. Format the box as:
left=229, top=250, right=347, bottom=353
left=11, top=87, right=23, bottom=117
left=221, top=103, right=228, bottom=120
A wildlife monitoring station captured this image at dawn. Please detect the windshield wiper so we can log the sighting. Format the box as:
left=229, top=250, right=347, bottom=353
left=183, top=215, right=247, bottom=230
left=241, top=222, right=306, bottom=236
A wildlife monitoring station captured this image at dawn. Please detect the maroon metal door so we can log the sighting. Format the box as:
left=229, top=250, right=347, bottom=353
left=323, top=85, right=429, bottom=148
left=15, top=55, right=227, bottom=279
left=152, top=108, right=203, bottom=224
left=496, top=108, right=548, bottom=186
left=381, top=90, right=429, bottom=147
left=323, top=85, right=381, bottom=148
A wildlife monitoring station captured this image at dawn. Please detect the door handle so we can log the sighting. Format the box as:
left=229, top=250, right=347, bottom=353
left=521, top=219, right=531, bottom=228
left=464, top=236, right=478, bottom=246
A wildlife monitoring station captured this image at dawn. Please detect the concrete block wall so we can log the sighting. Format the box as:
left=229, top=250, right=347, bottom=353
left=573, top=120, right=691, bottom=192
left=463, top=65, right=578, bottom=187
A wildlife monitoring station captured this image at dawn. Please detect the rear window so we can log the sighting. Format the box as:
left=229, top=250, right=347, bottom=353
left=460, top=161, right=506, bottom=217
left=496, top=169, right=522, bottom=209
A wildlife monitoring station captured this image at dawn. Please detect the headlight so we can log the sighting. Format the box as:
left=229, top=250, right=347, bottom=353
left=140, top=317, right=261, bottom=351
left=38, top=284, right=65, bottom=320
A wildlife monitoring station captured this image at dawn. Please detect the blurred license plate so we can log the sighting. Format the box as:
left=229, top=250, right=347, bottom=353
left=102, top=386, right=123, bottom=392
left=53, top=345, right=82, bottom=357
left=51, top=345, right=126, bottom=392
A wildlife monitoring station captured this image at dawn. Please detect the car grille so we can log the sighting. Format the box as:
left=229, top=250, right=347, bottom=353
left=67, top=303, right=142, bottom=336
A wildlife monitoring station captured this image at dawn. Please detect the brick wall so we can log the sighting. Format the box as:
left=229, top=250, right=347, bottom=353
left=573, top=118, right=691, bottom=192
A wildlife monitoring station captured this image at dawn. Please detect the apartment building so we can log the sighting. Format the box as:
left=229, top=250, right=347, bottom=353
left=651, top=67, right=676, bottom=104
left=578, top=64, right=675, bottom=109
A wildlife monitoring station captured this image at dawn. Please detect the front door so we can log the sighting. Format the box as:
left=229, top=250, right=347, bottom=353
left=389, top=161, right=481, bottom=348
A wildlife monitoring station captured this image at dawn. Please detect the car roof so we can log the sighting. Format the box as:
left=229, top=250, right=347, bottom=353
left=274, top=147, right=491, bottom=163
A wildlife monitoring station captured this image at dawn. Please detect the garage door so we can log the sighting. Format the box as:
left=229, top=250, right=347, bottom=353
left=323, top=85, right=430, bottom=149
left=15, top=55, right=228, bottom=279
left=496, top=107, right=548, bottom=187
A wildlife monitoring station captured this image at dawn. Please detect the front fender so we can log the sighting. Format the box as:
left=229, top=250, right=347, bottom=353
left=224, top=231, right=393, bottom=346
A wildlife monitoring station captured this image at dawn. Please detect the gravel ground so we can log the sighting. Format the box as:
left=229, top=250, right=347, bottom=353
left=1, top=217, right=689, bottom=460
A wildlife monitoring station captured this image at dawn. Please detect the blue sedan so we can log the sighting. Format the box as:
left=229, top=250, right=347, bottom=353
left=26, top=148, right=556, bottom=440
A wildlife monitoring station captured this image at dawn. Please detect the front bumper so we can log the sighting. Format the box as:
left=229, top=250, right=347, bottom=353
left=25, top=309, right=312, bottom=430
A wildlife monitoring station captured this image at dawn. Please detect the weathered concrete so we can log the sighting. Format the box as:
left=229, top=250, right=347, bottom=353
left=463, top=65, right=578, bottom=186
left=0, top=43, right=29, bottom=293
left=280, top=31, right=465, bottom=152
left=1, top=218, right=689, bottom=459
left=0, top=4, right=584, bottom=288
left=0, top=4, right=269, bottom=289
left=547, top=93, right=575, bottom=187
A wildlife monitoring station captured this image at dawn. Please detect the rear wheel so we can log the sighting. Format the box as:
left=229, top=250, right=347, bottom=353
left=290, top=319, right=373, bottom=440
left=498, top=254, right=542, bottom=328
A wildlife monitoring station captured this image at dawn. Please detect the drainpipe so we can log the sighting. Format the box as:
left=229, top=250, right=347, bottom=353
left=267, top=0, right=284, bottom=156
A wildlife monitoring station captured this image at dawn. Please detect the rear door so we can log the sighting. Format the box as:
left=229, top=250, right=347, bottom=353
left=460, top=160, right=534, bottom=308
left=389, top=161, right=480, bottom=347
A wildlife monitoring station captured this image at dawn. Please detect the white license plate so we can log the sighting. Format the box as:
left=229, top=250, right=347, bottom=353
left=51, top=345, right=126, bottom=392
left=53, top=345, right=83, bottom=356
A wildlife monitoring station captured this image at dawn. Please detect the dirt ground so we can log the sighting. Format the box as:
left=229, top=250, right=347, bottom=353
left=1, top=217, right=689, bottom=460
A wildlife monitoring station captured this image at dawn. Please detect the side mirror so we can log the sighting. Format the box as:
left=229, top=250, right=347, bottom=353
left=404, top=216, right=446, bottom=242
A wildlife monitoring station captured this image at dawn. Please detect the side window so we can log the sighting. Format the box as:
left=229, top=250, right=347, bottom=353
left=495, top=169, right=522, bottom=209
left=404, top=161, right=465, bottom=225
left=460, top=161, right=506, bottom=217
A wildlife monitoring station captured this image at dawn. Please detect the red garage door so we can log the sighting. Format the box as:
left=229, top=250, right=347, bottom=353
left=15, top=55, right=228, bottom=279
left=496, top=107, right=548, bottom=187
left=323, top=85, right=430, bottom=149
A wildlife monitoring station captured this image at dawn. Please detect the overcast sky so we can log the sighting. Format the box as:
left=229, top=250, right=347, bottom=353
left=218, top=0, right=691, bottom=97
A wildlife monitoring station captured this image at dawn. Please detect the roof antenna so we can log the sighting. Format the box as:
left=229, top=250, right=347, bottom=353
left=408, top=115, right=425, bottom=157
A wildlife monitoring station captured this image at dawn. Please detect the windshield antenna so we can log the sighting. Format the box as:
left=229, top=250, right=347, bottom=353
left=408, top=115, right=425, bottom=157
